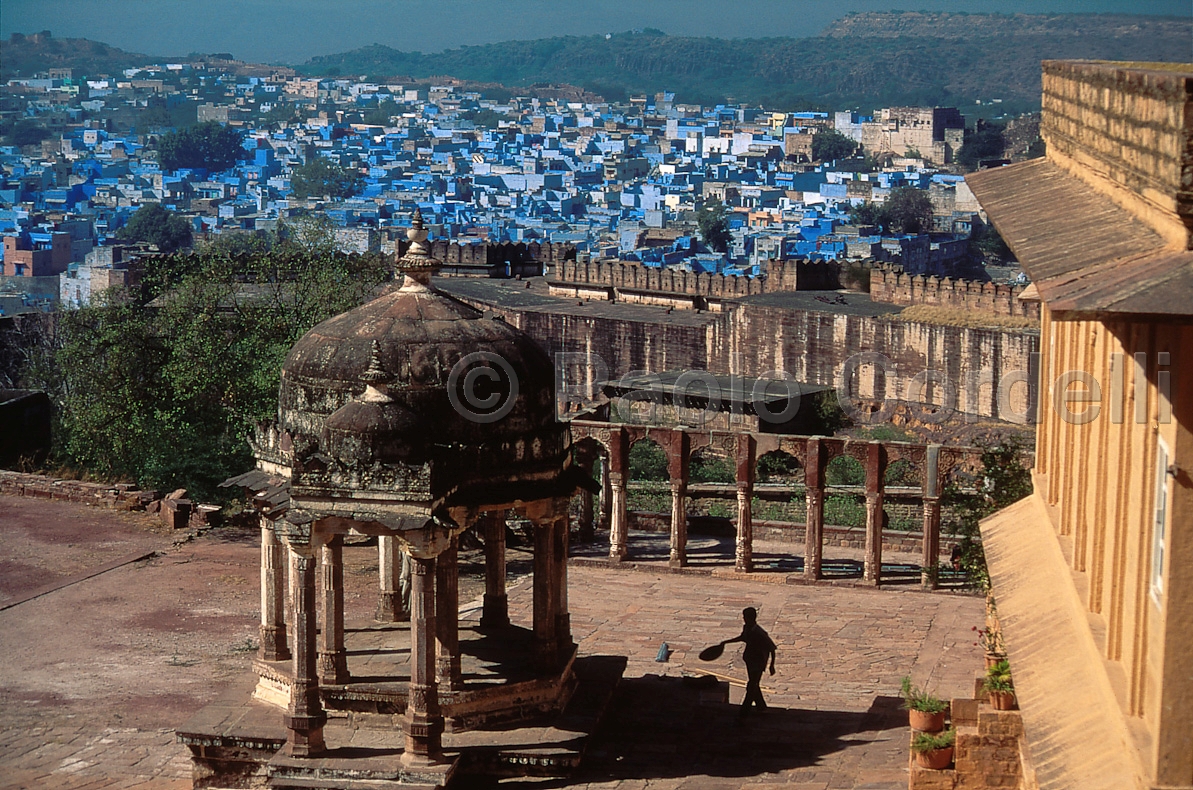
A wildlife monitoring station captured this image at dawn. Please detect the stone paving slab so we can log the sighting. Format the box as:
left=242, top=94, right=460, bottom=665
left=0, top=497, right=984, bottom=790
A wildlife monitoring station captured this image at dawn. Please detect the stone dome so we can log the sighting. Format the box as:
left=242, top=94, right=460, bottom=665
left=276, top=211, right=568, bottom=497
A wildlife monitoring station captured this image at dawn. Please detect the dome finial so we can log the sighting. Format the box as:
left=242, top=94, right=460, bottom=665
left=394, top=207, right=441, bottom=289
left=360, top=340, right=393, bottom=403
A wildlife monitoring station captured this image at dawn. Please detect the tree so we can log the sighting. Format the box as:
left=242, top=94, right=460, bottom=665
left=6, top=120, right=51, bottom=148
left=157, top=121, right=245, bottom=172
left=811, top=128, right=858, bottom=162
left=23, top=242, right=393, bottom=500
left=943, top=435, right=1032, bottom=590
left=289, top=156, right=364, bottom=199
left=969, top=220, right=1016, bottom=265
left=117, top=204, right=193, bottom=252
left=883, top=186, right=935, bottom=235
left=957, top=123, right=1006, bottom=171
left=696, top=198, right=732, bottom=253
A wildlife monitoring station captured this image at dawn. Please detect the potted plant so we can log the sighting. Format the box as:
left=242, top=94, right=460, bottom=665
left=973, top=625, right=1007, bottom=667
left=911, top=727, right=956, bottom=769
left=983, top=659, right=1015, bottom=710
left=901, top=676, right=949, bottom=732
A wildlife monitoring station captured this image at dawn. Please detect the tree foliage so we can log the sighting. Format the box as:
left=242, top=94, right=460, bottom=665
left=851, top=187, right=935, bottom=235
left=22, top=234, right=392, bottom=500
left=811, top=128, right=857, bottom=162
left=882, top=187, right=935, bottom=235
left=116, top=203, right=193, bottom=252
left=156, top=120, right=245, bottom=172
left=943, top=435, right=1033, bottom=590
left=289, top=156, right=364, bottom=199
left=628, top=440, right=668, bottom=482
left=696, top=198, right=732, bottom=253
left=5, top=120, right=51, bottom=147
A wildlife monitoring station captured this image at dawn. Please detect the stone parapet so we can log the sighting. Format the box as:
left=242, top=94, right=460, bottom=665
left=870, top=265, right=1040, bottom=320
left=0, top=470, right=150, bottom=510
left=554, top=257, right=841, bottom=300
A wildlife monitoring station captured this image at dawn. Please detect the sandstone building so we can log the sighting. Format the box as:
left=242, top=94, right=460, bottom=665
left=969, top=60, right=1193, bottom=790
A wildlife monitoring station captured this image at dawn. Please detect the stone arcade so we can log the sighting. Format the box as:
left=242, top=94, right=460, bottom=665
left=178, top=211, right=600, bottom=789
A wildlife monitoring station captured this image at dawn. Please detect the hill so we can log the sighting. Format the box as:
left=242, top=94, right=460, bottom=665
left=297, top=13, right=1191, bottom=112
left=0, top=31, right=153, bottom=80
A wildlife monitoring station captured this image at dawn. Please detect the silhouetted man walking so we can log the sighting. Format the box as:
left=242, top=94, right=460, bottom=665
left=721, top=606, right=776, bottom=715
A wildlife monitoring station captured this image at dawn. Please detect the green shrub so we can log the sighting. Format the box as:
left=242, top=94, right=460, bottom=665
left=901, top=676, right=949, bottom=714
left=911, top=728, right=956, bottom=753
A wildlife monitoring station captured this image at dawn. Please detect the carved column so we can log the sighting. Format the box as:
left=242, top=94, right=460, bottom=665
left=922, top=444, right=942, bottom=590
left=608, top=430, right=629, bottom=561
left=318, top=534, right=348, bottom=685
left=668, top=431, right=690, bottom=569
left=403, top=554, right=443, bottom=765
left=554, top=514, right=572, bottom=655
left=734, top=434, right=755, bottom=573
left=804, top=438, right=825, bottom=580
left=480, top=513, right=509, bottom=629
left=284, top=544, right=325, bottom=757
left=532, top=516, right=559, bottom=670
left=377, top=534, right=409, bottom=622
left=863, top=443, right=886, bottom=586
left=435, top=536, right=462, bottom=690
left=669, top=481, right=687, bottom=568
left=259, top=518, right=290, bottom=662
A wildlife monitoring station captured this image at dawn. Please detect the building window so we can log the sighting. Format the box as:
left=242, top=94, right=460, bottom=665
left=1151, top=437, right=1171, bottom=603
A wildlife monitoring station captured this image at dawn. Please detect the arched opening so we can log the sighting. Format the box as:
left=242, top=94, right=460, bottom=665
left=753, top=449, right=805, bottom=523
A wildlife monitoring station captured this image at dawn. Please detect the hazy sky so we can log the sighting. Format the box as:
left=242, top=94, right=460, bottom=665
left=2, top=0, right=1188, bottom=63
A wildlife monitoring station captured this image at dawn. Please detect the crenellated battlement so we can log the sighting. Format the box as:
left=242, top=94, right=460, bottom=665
left=552, top=257, right=841, bottom=302
left=869, top=264, right=1040, bottom=319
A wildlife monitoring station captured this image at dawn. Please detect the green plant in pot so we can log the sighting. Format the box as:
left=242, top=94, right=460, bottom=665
left=983, top=659, right=1015, bottom=710
left=912, top=727, right=956, bottom=769
left=901, top=676, right=949, bottom=732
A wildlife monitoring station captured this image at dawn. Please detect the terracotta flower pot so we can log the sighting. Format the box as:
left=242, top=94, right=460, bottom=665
left=985, top=653, right=1007, bottom=669
left=909, top=709, right=946, bottom=733
left=915, top=746, right=954, bottom=770
left=989, top=690, right=1015, bottom=710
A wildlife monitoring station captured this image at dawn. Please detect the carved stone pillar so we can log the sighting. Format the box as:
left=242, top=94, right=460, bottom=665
left=532, top=517, right=559, bottom=670
left=922, top=444, right=942, bottom=590
left=318, top=535, right=348, bottom=685
left=403, top=555, right=443, bottom=765
left=863, top=443, right=886, bottom=586
left=669, top=481, right=687, bottom=569
left=609, top=430, right=629, bottom=561
left=735, top=486, right=753, bottom=572
left=554, top=515, right=572, bottom=655
left=376, top=534, right=409, bottom=622
left=259, top=518, right=290, bottom=662
left=284, top=544, right=325, bottom=757
left=480, top=513, right=509, bottom=629
left=609, top=477, right=628, bottom=561
left=734, top=434, right=755, bottom=573
left=435, top=537, right=462, bottom=690
left=804, top=438, right=825, bottom=580
left=667, top=431, right=689, bottom=569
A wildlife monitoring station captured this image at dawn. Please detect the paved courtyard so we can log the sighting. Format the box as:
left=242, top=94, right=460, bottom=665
left=0, top=495, right=984, bottom=790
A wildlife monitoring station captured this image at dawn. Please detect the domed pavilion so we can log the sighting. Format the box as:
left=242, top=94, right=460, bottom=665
left=186, top=212, right=596, bottom=788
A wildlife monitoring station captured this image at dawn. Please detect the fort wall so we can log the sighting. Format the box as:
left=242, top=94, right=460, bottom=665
left=552, top=258, right=841, bottom=300
left=472, top=298, right=1040, bottom=424
left=869, top=264, right=1041, bottom=319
